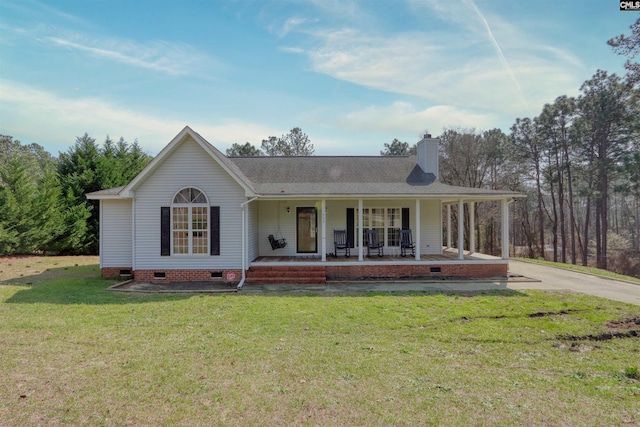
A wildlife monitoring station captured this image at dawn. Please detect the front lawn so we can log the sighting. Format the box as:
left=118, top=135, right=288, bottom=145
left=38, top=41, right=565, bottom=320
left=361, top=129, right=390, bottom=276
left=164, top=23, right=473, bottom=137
left=1, top=257, right=639, bottom=426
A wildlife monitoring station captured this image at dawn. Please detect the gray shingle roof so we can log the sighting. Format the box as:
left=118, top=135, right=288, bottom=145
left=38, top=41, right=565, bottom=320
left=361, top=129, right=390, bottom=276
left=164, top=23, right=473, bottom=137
left=229, top=156, right=521, bottom=198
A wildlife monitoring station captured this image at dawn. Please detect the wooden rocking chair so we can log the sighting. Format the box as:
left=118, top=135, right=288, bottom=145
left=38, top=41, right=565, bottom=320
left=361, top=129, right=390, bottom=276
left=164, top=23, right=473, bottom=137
left=366, top=229, right=384, bottom=257
left=333, top=229, right=350, bottom=257
left=399, top=229, right=415, bottom=257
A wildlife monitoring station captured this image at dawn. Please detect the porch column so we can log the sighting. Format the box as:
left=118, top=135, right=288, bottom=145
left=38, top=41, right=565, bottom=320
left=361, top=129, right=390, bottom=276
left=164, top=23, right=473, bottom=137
left=446, top=204, right=452, bottom=249
left=469, top=202, right=475, bottom=255
left=502, top=198, right=510, bottom=260
left=358, top=199, right=364, bottom=261
left=415, top=199, right=421, bottom=260
left=321, top=199, right=326, bottom=262
left=458, top=199, right=464, bottom=260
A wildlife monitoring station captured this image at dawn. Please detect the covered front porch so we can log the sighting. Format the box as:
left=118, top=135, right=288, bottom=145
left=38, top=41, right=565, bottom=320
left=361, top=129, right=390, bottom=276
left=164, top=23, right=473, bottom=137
left=240, top=196, right=515, bottom=285
left=244, top=248, right=508, bottom=284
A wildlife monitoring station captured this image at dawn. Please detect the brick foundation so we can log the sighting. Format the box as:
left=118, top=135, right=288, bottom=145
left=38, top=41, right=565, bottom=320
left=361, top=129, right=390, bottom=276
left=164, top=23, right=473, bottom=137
left=325, top=263, right=507, bottom=280
left=103, top=264, right=506, bottom=283
left=101, top=267, right=133, bottom=278
left=132, top=269, right=243, bottom=283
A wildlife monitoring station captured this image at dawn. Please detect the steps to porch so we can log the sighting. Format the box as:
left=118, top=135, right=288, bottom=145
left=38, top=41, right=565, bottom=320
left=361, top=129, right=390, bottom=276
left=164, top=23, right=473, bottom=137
left=245, top=265, right=327, bottom=284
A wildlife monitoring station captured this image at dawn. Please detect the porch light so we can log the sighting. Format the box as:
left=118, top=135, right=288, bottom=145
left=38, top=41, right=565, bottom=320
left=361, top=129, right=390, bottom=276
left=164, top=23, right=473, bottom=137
left=286, top=206, right=291, bottom=214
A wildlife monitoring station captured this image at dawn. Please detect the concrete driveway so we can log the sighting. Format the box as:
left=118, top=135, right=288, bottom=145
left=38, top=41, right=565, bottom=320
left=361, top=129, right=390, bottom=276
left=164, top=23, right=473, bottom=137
left=507, top=260, right=640, bottom=306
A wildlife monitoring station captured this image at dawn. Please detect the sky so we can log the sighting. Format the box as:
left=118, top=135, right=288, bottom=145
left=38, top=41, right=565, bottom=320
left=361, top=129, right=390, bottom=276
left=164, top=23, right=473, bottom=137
left=0, top=0, right=637, bottom=157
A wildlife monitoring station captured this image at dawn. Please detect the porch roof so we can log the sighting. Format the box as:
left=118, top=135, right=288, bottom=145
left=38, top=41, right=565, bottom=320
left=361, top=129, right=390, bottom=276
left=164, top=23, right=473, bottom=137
left=230, top=156, right=521, bottom=199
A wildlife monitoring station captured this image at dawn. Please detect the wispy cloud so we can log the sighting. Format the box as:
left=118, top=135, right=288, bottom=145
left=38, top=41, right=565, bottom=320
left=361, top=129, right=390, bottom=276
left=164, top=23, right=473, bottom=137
left=285, top=0, right=584, bottom=119
left=46, top=32, right=222, bottom=77
left=335, top=101, right=497, bottom=135
left=465, top=0, right=527, bottom=109
left=2, top=21, right=222, bottom=78
left=0, top=80, right=276, bottom=154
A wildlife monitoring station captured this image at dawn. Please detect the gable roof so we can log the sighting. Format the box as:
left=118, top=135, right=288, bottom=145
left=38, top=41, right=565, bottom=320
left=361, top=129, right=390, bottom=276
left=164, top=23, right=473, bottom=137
left=87, top=126, right=522, bottom=201
left=118, top=126, right=255, bottom=198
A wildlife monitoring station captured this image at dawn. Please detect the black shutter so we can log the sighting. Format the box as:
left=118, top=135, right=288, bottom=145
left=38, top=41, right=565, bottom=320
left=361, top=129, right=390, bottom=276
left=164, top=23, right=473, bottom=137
left=346, top=208, right=355, bottom=248
left=161, top=207, right=171, bottom=256
left=210, top=206, right=220, bottom=255
left=402, top=207, right=410, bottom=230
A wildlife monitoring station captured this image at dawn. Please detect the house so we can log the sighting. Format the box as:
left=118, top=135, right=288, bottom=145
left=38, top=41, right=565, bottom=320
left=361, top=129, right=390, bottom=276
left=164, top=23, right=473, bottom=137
left=86, top=126, right=522, bottom=287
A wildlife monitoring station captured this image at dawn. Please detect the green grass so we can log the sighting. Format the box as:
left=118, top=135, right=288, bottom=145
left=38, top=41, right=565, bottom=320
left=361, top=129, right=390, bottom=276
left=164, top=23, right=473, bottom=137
left=1, top=262, right=639, bottom=426
left=514, top=257, right=640, bottom=284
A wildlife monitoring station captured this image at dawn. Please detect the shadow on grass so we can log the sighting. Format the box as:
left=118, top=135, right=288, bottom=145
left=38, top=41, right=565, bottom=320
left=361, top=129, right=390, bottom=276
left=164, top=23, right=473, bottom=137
left=0, top=262, right=101, bottom=287
left=3, top=274, right=193, bottom=305
left=238, top=288, right=527, bottom=298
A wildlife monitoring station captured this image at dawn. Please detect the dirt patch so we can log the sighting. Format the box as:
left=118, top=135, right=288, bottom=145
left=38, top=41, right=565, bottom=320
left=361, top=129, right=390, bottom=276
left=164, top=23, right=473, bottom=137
left=559, top=330, right=638, bottom=342
left=553, top=342, right=601, bottom=352
left=528, top=309, right=578, bottom=318
left=606, top=317, right=640, bottom=330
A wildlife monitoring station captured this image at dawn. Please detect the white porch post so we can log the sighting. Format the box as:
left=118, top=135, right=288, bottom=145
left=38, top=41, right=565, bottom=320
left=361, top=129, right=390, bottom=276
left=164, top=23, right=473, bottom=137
left=458, top=199, right=464, bottom=260
left=469, top=202, right=475, bottom=255
left=415, top=199, right=421, bottom=260
left=321, top=199, right=326, bottom=261
left=446, top=204, right=452, bottom=249
left=358, top=199, right=364, bottom=261
left=502, top=198, right=510, bottom=260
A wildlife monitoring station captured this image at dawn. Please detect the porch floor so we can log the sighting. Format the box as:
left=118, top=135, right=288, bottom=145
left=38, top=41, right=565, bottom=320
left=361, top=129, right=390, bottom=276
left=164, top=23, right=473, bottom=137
left=252, top=247, right=503, bottom=266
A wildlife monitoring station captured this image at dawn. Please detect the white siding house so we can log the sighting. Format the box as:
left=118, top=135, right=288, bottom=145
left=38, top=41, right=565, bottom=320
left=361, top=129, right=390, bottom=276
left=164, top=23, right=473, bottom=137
left=87, top=126, right=522, bottom=285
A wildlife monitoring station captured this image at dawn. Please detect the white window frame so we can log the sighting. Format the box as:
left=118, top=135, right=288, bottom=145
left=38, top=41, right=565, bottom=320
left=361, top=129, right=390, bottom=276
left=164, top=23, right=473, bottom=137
left=356, top=207, right=402, bottom=247
left=171, top=187, right=209, bottom=255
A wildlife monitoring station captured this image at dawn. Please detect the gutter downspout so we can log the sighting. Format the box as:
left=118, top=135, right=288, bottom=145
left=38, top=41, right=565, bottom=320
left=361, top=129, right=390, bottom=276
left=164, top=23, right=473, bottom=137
left=237, top=197, right=258, bottom=289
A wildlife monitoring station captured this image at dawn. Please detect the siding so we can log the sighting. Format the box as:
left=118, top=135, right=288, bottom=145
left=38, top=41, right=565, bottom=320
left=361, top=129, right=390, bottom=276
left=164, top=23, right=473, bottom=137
left=256, top=199, right=443, bottom=257
left=420, top=199, right=442, bottom=254
left=101, top=199, right=133, bottom=267
left=133, top=137, right=246, bottom=270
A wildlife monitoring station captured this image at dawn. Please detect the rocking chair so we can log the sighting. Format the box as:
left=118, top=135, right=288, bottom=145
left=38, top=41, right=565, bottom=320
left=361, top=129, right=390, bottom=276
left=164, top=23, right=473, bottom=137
left=333, top=229, right=350, bottom=257
left=399, top=229, right=415, bottom=257
left=366, top=229, right=384, bottom=257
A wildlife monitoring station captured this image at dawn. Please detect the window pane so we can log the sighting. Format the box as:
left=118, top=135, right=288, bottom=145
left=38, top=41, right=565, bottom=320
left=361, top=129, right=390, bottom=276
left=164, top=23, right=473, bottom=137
left=388, top=208, right=400, bottom=246
left=173, top=207, right=188, bottom=230
left=191, top=189, right=206, bottom=203
left=192, top=231, right=208, bottom=254
left=371, top=208, right=384, bottom=228
left=173, top=231, right=189, bottom=254
left=174, top=189, right=190, bottom=203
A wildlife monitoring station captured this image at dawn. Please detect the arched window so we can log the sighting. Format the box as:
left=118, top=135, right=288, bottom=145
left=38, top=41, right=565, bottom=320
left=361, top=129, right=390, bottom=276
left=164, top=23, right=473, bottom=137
left=172, top=188, right=209, bottom=255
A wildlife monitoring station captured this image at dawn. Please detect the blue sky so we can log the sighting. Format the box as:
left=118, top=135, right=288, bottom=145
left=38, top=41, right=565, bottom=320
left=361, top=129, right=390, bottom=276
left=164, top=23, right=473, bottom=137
left=0, top=0, right=636, bottom=156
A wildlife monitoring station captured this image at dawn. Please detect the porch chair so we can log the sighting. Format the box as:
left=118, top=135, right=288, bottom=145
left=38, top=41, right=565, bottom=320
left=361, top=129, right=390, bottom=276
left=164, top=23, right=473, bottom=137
left=366, top=229, right=384, bottom=257
left=268, top=234, right=287, bottom=250
left=399, top=229, right=415, bottom=257
left=333, top=229, right=350, bottom=257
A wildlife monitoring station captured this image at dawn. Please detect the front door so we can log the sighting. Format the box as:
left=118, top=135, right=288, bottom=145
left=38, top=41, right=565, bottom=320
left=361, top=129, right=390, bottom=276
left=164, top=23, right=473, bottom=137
left=296, top=207, right=317, bottom=253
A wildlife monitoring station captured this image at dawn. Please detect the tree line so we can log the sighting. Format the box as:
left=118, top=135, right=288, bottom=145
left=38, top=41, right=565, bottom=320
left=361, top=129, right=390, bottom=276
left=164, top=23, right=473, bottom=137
left=0, top=134, right=151, bottom=255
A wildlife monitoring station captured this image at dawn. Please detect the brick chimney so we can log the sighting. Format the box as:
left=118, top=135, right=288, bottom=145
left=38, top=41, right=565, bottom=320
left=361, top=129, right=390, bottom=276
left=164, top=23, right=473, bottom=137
left=416, top=133, right=439, bottom=180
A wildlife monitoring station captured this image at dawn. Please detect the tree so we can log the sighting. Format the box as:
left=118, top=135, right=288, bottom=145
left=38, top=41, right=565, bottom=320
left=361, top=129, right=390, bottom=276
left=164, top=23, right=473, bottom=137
left=608, top=18, right=640, bottom=85
left=380, top=139, right=416, bottom=156
left=0, top=155, right=64, bottom=254
left=439, top=127, right=512, bottom=255
left=261, top=127, right=314, bottom=156
left=510, top=118, right=546, bottom=259
left=56, top=134, right=151, bottom=254
left=226, top=142, right=263, bottom=157
left=576, top=70, right=638, bottom=269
